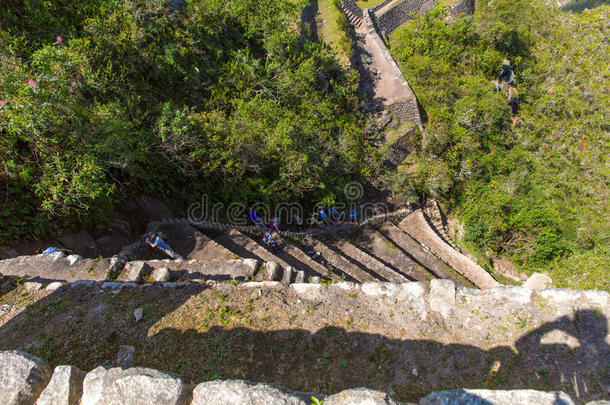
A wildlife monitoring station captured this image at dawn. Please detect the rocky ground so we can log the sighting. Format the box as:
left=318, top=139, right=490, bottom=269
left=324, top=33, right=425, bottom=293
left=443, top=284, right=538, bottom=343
left=0, top=277, right=608, bottom=404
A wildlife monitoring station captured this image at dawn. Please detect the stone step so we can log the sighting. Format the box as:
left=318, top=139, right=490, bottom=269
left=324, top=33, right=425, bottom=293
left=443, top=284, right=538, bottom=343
left=214, top=229, right=288, bottom=273
left=354, top=228, right=431, bottom=282
left=313, top=240, right=380, bottom=283
left=118, top=258, right=260, bottom=282
left=399, top=211, right=500, bottom=289
left=154, top=223, right=237, bottom=261
left=0, top=254, right=114, bottom=283
left=214, top=229, right=327, bottom=280
left=423, top=201, right=458, bottom=250
left=333, top=240, right=407, bottom=282
left=281, top=243, right=340, bottom=281
left=380, top=222, right=470, bottom=286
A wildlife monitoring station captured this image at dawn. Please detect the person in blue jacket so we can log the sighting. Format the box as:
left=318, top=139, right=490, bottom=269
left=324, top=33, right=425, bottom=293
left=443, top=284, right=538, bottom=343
left=146, top=232, right=183, bottom=259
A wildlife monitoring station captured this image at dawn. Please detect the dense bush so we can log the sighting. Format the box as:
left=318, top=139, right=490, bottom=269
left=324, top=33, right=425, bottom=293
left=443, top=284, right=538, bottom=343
left=390, top=1, right=609, bottom=289
left=0, top=0, right=369, bottom=242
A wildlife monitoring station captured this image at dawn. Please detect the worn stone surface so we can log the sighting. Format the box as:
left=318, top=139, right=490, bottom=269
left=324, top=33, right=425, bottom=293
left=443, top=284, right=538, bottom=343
left=418, top=389, right=575, bottom=405
left=126, top=259, right=257, bottom=281
left=325, top=388, right=399, bottom=404
left=429, top=279, right=456, bottom=317
left=124, top=261, right=152, bottom=282
left=263, top=261, right=282, bottom=281
left=191, top=379, right=312, bottom=405
left=0, top=350, right=52, bottom=405
left=36, top=365, right=86, bottom=405
left=0, top=255, right=113, bottom=282
left=45, top=281, right=65, bottom=291
left=282, top=266, right=294, bottom=285
left=152, top=267, right=171, bottom=282
left=23, top=281, right=44, bottom=292
left=81, top=366, right=188, bottom=405
left=524, top=272, right=553, bottom=290
left=66, top=254, right=82, bottom=266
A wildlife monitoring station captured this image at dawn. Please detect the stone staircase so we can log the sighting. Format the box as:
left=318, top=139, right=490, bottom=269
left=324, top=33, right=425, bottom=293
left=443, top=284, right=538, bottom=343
left=342, top=0, right=363, bottom=27
left=422, top=200, right=459, bottom=250
left=0, top=203, right=501, bottom=290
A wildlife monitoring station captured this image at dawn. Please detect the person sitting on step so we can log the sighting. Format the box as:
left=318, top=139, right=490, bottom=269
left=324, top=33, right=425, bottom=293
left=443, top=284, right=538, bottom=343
left=290, top=213, right=303, bottom=232
left=263, top=231, right=280, bottom=252
left=145, top=232, right=183, bottom=259
left=318, top=206, right=329, bottom=225
left=330, top=205, right=341, bottom=223
left=349, top=209, right=358, bottom=224
left=268, top=217, right=281, bottom=233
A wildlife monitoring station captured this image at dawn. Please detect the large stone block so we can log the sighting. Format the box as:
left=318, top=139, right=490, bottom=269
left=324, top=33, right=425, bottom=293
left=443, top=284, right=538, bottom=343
left=488, top=286, right=532, bottom=304
left=124, top=261, right=152, bottom=282
left=524, top=272, right=552, bottom=290
left=325, top=388, right=399, bottom=404
left=0, top=350, right=52, bottom=405
left=36, top=365, right=86, bottom=405
left=263, top=262, right=281, bottom=281
left=81, top=366, right=188, bottom=405
left=152, top=267, right=171, bottom=282
left=429, top=279, right=456, bottom=317
left=191, top=380, right=311, bottom=405
left=418, top=389, right=575, bottom=405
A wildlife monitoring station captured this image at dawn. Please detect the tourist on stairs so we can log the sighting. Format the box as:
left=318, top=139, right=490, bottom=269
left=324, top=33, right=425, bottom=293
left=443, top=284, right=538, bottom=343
left=146, top=232, right=183, bottom=259
left=248, top=207, right=267, bottom=230
left=38, top=246, right=72, bottom=255
left=290, top=214, right=303, bottom=232
left=268, top=217, right=281, bottom=233
left=263, top=231, right=280, bottom=252
left=318, top=206, right=329, bottom=225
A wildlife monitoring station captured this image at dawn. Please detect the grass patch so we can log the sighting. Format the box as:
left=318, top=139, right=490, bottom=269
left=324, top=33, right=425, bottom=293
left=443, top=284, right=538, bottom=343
left=384, top=119, right=416, bottom=145
left=357, top=0, right=391, bottom=9
left=316, top=0, right=351, bottom=65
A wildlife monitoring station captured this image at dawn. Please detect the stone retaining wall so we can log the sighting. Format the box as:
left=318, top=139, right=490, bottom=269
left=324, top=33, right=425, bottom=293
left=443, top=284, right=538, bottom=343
left=388, top=97, right=422, bottom=126
left=448, top=0, right=475, bottom=16
left=371, top=0, right=395, bottom=12
left=375, top=0, right=435, bottom=35
left=373, top=0, right=474, bottom=36
left=0, top=349, right=587, bottom=405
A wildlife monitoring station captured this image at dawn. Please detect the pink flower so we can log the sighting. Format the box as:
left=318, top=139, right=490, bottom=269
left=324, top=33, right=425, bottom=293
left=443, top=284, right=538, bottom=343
left=57, top=35, right=62, bottom=42
left=0, top=100, right=5, bottom=106
left=28, top=79, right=38, bottom=87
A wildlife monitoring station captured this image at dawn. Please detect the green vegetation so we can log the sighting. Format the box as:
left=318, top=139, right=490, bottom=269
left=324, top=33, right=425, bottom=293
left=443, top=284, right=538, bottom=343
left=389, top=1, right=609, bottom=290
left=0, top=0, right=367, bottom=243
left=317, top=0, right=353, bottom=64
left=356, top=0, right=390, bottom=9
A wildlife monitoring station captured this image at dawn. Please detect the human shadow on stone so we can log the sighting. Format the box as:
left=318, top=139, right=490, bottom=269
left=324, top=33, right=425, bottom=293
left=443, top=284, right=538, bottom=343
left=0, top=284, right=607, bottom=404
left=513, top=309, right=610, bottom=400
left=136, top=314, right=608, bottom=403
left=0, top=282, right=207, bottom=370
